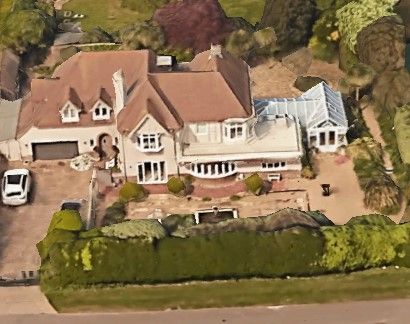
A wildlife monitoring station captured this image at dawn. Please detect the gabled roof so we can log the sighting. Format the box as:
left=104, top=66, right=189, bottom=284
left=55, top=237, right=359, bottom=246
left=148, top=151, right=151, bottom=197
left=254, top=82, right=347, bottom=129
left=18, top=47, right=253, bottom=136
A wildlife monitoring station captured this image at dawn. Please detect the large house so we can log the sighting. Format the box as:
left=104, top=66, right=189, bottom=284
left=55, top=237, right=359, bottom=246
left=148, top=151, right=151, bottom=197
left=0, top=46, right=347, bottom=184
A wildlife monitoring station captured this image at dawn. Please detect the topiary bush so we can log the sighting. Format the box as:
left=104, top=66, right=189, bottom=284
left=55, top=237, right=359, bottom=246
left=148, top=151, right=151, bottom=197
left=245, top=173, right=264, bottom=195
left=47, top=210, right=83, bottom=233
left=166, top=177, right=186, bottom=196
left=119, top=182, right=146, bottom=203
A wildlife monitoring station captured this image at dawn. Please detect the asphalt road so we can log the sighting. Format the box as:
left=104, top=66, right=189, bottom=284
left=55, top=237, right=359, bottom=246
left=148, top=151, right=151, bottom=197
left=2, top=298, right=410, bottom=324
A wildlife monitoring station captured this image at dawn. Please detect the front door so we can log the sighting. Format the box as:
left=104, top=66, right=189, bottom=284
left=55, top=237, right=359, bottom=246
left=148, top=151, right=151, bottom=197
left=137, top=161, right=167, bottom=184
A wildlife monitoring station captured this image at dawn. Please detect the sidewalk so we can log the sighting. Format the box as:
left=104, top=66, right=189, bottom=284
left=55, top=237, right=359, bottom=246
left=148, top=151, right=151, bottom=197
left=0, top=286, right=56, bottom=314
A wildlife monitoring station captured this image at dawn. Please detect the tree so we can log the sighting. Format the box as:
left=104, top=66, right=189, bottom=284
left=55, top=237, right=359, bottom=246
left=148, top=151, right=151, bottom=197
left=336, top=0, right=399, bottom=54
left=364, top=175, right=401, bottom=214
left=80, top=27, right=114, bottom=44
left=0, top=8, right=56, bottom=54
left=225, top=29, right=255, bottom=59
left=259, top=0, right=317, bottom=52
left=341, top=63, right=376, bottom=101
left=119, top=21, right=165, bottom=51
left=356, top=15, right=406, bottom=73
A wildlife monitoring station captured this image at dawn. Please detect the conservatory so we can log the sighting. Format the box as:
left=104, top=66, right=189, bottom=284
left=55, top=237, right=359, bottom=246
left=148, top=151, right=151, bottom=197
left=254, top=82, right=348, bottom=153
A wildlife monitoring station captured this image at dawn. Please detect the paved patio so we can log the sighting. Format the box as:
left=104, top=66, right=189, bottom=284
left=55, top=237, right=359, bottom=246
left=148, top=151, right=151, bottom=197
left=127, top=191, right=308, bottom=220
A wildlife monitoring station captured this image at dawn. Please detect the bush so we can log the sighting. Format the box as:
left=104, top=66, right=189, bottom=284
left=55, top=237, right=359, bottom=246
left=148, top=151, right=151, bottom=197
left=202, top=197, right=212, bottom=202
left=245, top=173, right=263, bottom=195
left=100, top=219, right=167, bottom=241
left=320, top=224, right=409, bottom=272
left=230, top=195, right=241, bottom=201
left=47, top=210, right=83, bottom=233
left=294, top=76, right=326, bottom=92
left=161, top=214, right=196, bottom=236
left=346, top=214, right=395, bottom=226
left=119, top=182, right=146, bottom=202
left=166, top=177, right=186, bottom=195
left=301, top=166, right=316, bottom=179
left=102, top=201, right=126, bottom=226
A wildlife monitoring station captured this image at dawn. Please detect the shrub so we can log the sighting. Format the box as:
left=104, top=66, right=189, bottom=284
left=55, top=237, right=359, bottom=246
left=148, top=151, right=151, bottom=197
left=102, top=201, right=126, bottom=226
left=301, top=166, right=316, bottom=179
left=294, top=76, right=326, bottom=92
left=245, top=173, right=263, bottom=195
left=363, top=175, right=401, bottom=215
left=346, top=214, right=395, bottom=225
left=320, top=224, right=409, bottom=272
left=202, top=197, right=212, bottom=202
left=230, top=195, right=241, bottom=201
left=166, top=177, right=186, bottom=195
left=161, top=214, right=196, bottom=236
left=394, top=104, right=410, bottom=165
left=47, top=210, right=83, bottom=233
left=119, top=182, right=146, bottom=202
left=100, top=219, right=167, bottom=241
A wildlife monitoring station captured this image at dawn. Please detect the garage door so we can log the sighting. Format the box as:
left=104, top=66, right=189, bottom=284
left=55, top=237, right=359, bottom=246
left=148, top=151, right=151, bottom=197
left=32, top=142, right=79, bottom=160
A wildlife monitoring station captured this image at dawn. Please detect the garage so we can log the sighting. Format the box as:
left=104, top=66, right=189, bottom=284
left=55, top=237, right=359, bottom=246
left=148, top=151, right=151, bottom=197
left=32, top=142, right=79, bottom=160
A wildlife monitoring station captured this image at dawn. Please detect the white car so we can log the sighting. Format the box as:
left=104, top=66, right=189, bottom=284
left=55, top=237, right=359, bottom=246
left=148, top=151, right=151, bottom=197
left=1, top=169, right=31, bottom=206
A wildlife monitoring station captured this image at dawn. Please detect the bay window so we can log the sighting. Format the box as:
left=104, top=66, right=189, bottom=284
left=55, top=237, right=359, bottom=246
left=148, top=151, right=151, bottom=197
left=136, top=133, right=163, bottom=152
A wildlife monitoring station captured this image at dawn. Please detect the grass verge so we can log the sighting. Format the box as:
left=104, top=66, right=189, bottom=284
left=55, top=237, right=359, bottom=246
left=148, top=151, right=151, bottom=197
left=46, top=267, right=410, bottom=313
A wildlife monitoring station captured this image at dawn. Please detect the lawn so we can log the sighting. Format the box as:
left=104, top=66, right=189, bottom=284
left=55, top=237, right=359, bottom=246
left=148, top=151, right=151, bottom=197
left=47, top=267, right=410, bottom=313
left=219, top=0, right=265, bottom=25
left=62, top=0, right=265, bottom=32
left=63, top=0, right=153, bottom=32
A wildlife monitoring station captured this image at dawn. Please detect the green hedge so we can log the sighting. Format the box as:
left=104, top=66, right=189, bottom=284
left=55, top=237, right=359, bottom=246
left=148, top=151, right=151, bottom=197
left=166, top=177, right=186, bottom=195
left=102, top=201, right=126, bottom=226
left=48, top=210, right=83, bottom=233
left=40, top=227, right=325, bottom=290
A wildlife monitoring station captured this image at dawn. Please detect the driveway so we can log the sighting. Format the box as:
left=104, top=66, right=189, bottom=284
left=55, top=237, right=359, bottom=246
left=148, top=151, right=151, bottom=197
left=0, top=161, right=92, bottom=277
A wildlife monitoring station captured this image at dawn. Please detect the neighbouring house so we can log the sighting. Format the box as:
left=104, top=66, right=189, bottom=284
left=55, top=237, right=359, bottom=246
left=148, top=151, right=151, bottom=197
left=0, top=45, right=347, bottom=184
left=0, top=49, right=20, bottom=101
left=0, top=99, right=23, bottom=161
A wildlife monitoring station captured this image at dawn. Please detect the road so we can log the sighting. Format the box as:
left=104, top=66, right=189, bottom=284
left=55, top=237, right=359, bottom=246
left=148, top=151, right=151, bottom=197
left=2, top=298, right=410, bottom=323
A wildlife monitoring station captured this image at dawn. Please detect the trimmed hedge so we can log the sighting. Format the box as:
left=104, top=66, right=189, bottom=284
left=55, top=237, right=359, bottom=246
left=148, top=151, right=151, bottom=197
left=40, top=227, right=325, bottom=290
left=346, top=214, right=395, bottom=226
left=100, top=219, right=167, bottom=241
left=48, top=210, right=83, bottom=233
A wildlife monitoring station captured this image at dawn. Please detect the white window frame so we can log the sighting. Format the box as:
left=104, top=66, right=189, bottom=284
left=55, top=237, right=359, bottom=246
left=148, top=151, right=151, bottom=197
left=92, top=101, right=111, bottom=121
left=261, top=161, right=286, bottom=170
left=195, top=123, right=208, bottom=135
left=60, top=102, right=80, bottom=123
left=224, top=122, right=244, bottom=141
left=136, top=133, right=163, bottom=152
left=137, top=161, right=167, bottom=184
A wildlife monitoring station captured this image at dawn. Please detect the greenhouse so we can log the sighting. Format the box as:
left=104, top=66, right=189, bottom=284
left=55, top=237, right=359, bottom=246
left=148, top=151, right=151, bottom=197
left=254, top=82, right=348, bottom=152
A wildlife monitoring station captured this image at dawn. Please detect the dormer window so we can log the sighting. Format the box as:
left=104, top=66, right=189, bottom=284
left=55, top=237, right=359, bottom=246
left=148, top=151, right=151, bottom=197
left=224, top=122, right=244, bottom=141
left=136, top=133, right=163, bottom=152
left=92, top=101, right=111, bottom=121
left=60, top=102, right=80, bottom=123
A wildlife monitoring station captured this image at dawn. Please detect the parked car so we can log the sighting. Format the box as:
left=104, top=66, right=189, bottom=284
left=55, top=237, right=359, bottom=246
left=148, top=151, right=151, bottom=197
left=1, top=169, right=31, bottom=206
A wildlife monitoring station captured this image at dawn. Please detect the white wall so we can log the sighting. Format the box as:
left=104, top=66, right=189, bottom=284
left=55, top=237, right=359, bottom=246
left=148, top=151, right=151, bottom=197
left=120, top=116, right=178, bottom=179
left=0, top=139, right=21, bottom=161
left=18, top=125, right=119, bottom=160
